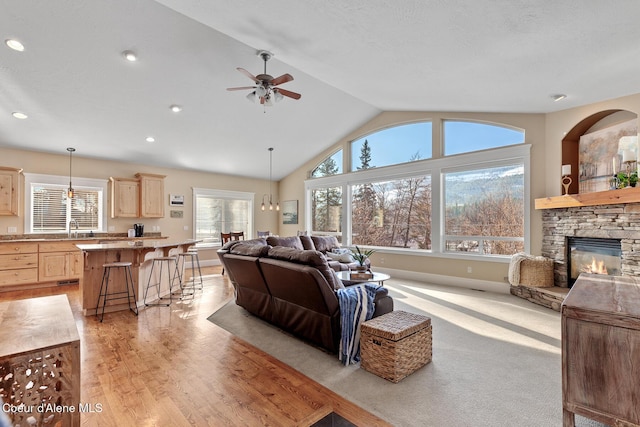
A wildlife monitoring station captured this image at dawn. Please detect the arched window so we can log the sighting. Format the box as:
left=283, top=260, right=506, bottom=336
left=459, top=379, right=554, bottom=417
left=351, top=122, right=432, bottom=171
left=444, top=120, right=524, bottom=156
left=311, top=149, right=342, bottom=177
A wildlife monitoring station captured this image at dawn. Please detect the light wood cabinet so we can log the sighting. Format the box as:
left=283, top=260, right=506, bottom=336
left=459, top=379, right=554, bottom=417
left=0, top=166, right=22, bottom=216
left=136, top=173, right=165, bottom=218
left=110, top=173, right=165, bottom=218
left=0, top=243, right=38, bottom=286
left=38, top=241, right=87, bottom=282
left=110, top=177, right=140, bottom=218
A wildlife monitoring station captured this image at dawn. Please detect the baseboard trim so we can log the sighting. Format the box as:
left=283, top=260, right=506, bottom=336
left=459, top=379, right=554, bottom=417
left=371, top=266, right=510, bottom=294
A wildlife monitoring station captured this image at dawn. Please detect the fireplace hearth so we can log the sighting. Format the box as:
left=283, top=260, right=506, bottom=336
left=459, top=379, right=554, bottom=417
left=567, top=237, right=621, bottom=287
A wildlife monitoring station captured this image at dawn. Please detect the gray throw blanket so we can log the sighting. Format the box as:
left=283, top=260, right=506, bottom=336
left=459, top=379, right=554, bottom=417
left=336, top=283, right=377, bottom=365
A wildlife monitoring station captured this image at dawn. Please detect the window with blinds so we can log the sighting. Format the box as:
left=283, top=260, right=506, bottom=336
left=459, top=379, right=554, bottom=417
left=25, top=173, right=107, bottom=234
left=193, top=188, right=254, bottom=245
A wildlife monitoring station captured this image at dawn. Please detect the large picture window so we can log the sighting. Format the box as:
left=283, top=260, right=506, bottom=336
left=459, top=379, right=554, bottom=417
left=306, top=120, right=529, bottom=259
left=443, top=164, right=524, bottom=255
left=352, top=176, right=431, bottom=249
left=193, top=188, right=253, bottom=245
left=24, top=173, right=107, bottom=234
left=311, top=186, right=342, bottom=241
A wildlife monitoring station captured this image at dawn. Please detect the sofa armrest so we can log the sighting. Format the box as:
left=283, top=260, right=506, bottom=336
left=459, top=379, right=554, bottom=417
left=372, top=286, right=393, bottom=318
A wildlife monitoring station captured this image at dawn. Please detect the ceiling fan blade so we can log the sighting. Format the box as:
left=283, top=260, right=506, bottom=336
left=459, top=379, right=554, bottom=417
left=276, top=88, right=302, bottom=100
left=226, top=86, right=256, bottom=91
left=271, top=73, right=294, bottom=86
left=236, top=67, right=260, bottom=83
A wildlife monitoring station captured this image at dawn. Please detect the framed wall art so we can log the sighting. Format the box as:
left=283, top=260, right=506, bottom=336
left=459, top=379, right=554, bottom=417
left=282, top=200, right=298, bottom=224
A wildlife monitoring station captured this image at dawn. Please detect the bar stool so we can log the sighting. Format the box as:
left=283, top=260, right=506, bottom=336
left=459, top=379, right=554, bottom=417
left=143, top=256, right=180, bottom=306
left=177, top=248, right=203, bottom=298
left=95, top=261, right=138, bottom=322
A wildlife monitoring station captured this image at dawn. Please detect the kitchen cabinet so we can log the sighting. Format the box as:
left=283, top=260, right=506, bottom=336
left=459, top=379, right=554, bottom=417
left=0, top=243, right=39, bottom=287
left=38, top=241, right=87, bottom=283
left=136, top=173, right=165, bottom=218
left=110, top=177, right=140, bottom=218
left=0, top=166, right=22, bottom=216
left=110, top=173, right=165, bottom=218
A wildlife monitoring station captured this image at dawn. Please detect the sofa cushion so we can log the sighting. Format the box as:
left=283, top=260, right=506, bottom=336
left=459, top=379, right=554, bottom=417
left=299, top=235, right=316, bottom=250
left=229, top=242, right=270, bottom=257
left=221, top=237, right=267, bottom=251
left=311, top=236, right=341, bottom=253
left=267, top=246, right=343, bottom=290
left=266, top=236, right=304, bottom=250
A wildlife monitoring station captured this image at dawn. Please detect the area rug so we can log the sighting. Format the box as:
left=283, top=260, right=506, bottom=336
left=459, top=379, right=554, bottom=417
left=207, top=280, right=605, bottom=427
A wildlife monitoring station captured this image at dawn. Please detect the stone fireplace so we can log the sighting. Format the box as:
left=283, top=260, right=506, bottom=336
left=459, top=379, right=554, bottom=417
left=541, top=203, right=640, bottom=288
left=566, top=236, right=622, bottom=287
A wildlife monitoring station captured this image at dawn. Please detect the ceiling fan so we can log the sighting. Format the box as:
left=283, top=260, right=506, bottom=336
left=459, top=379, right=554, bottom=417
left=227, top=50, right=301, bottom=106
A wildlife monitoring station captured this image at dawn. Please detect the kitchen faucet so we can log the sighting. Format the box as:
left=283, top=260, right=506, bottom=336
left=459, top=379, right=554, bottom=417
left=69, top=219, right=78, bottom=238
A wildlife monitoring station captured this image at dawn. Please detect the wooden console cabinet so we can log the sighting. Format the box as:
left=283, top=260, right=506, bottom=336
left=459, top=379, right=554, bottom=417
left=562, top=273, right=640, bottom=427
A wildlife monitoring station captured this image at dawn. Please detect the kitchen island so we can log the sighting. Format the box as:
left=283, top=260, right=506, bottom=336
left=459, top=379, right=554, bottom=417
left=76, top=239, right=199, bottom=316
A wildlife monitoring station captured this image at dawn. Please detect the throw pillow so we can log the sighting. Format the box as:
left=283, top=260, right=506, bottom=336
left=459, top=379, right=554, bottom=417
left=326, top=252, right=355, bottom=263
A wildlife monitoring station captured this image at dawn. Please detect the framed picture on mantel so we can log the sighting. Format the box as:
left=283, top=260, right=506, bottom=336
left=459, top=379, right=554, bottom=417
left=579, top=118, right=638, bottom=193
left=282, top=200, right=298, bottom=224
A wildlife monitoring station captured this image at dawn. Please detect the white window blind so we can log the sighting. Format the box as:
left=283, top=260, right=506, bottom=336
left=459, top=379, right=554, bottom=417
left=192, top=188, right=254, bottom=245
left=25, top=174, right=107, bottom=234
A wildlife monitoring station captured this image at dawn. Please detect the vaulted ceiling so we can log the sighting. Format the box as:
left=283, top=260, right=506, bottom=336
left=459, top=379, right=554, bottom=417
left=2, top=0, right=640, bottom=180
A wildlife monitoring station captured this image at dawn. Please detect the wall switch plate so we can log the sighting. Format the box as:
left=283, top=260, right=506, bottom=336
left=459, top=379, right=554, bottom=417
left=108, top=226, right=115, bottom=232
left=183, top=225, right=189, bottom=231
left=7, top=226, right=17, bottom=233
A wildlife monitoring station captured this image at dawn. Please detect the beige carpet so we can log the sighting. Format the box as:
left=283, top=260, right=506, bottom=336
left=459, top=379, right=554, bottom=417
left=208, top=279, right=607, bottom=427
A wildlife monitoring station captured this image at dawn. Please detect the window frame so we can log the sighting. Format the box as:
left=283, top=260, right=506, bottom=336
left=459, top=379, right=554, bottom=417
left=23, top=173, right=108, bottom=234
left=306, top=142, right=530, bottom=261
left=192, top=188, right=254, bottom=248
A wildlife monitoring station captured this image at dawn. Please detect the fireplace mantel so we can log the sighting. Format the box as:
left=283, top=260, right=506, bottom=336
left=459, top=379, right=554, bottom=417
left=535, top=187, right=640, bottom=210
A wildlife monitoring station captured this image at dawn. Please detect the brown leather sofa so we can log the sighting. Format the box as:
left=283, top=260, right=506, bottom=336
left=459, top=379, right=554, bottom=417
left=266, top=235, right=368, bottom=271
left=218, top=238, right=393, bottom=353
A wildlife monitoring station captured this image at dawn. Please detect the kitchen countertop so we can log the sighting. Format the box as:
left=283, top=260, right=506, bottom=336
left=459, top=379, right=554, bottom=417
left=76, top=239, right=199, bottom=251
left=0, top=234, right=166, bottom=243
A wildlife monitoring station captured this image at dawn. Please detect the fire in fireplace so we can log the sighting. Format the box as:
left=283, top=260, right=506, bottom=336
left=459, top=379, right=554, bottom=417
left=567, top=237, right=621, bottom=287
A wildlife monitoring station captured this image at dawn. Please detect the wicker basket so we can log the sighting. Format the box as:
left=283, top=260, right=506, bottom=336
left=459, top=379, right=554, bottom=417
left=519, top=257, right=554, bottom=288
left=360, top=310, right=432, bottom=383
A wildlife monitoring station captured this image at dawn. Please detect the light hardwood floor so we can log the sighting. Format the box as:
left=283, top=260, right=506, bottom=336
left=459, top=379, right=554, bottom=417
left=0, top=267, right=391, bottom=427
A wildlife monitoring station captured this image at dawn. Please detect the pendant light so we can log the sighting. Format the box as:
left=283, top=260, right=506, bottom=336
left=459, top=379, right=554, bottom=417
left=261, top=147, right=279, bottom=211
left=67, top=147, right=75, bottom=198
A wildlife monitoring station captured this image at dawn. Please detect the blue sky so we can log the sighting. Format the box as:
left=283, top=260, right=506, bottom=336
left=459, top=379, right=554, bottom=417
left=350, top=121, right=524, bottom=169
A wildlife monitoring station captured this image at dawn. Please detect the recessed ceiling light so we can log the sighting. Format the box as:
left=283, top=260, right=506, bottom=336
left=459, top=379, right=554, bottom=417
left=5, top=39, right=24, bottom=52
left=145, top=136, right=155, bottom=143
left=170, top=104, right=182, bottom=113
left=11, top=112, right=28, bottom=119
left=551, top=94, right=567, bottom=102
left=122, top=50, right=137, bottom=62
